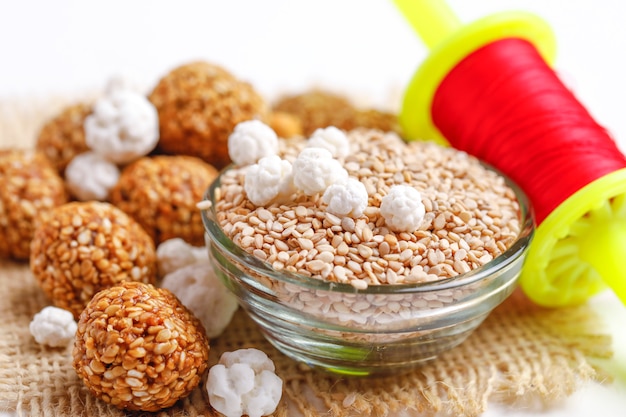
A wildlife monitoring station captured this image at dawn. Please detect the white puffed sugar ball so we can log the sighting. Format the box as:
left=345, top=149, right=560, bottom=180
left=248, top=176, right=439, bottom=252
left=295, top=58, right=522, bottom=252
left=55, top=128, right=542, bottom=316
left=306, top=126, right=350, bottom=158
left=322, top=177, right=368, bottom=218
left=292, top=147, right=348, bottom=196
left=206, top=348, right=283, bottom=417
left=380, top=185, right=426, bottom=233
left=244, top=155, right=295, bottom=206
left=104, top=74, right=145, bottom=95
left=228, top=120, right=279, bottom=166
left=156, top=238, right=208, bottom=279
left=65, top=151, right=120, bottom=201
left=29, top=306, right=77, bottom=348
left=84, top=89, right=159, bottom=165
left=161, top=259, right=238, bottom=339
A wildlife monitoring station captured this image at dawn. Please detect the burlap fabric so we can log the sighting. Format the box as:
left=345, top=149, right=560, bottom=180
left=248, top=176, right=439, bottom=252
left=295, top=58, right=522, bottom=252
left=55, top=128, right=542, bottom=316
left=0, top=97, right=613, bottom=417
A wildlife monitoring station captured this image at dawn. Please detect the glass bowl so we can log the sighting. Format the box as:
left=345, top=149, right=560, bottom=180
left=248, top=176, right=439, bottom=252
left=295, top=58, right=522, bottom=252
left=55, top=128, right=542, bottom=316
left=201, top=168, right=534, bottom=376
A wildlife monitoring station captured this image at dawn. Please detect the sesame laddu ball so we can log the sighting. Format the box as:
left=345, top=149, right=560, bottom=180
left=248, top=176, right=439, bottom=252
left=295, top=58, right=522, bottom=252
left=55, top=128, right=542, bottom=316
left=0, top=149, right=68, bottom=260
left=110, top=155, right=218, bottom=246
left=353, top=108, right=402, bottom=136
left=267, top=111, right=304, bottom=138
left=73, top=281, right=209, bottom=411
left=30, top=201, right=157, bottom=318
left=272, top=90, right=356, bottom=136
left=273, top=89, right=402, bottom=136
left=148, top=61, right=268, bottom=169
left=35, top=102, right=92, bottom=174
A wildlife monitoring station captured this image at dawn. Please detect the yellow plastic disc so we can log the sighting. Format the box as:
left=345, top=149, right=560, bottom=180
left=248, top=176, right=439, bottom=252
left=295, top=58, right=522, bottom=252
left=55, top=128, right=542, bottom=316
left=519, top=168, right=626, bottom=307
left=399, top=11, right=556, bottom=144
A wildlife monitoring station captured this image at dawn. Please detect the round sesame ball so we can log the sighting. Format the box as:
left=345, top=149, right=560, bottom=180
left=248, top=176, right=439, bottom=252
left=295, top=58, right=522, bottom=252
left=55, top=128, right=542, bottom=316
left=73, top=281, right=209, bottom=411
left=272, top=90, right=356, bottom=136
left=109, top=155, right=218, bottom=246
left=353, top=108, right=402, bottom=136
left=30, top=201, right=157, bottom=318
left=267, top=111, right=304, bottom=138
left=272, top=90, right=401, bottom=136
left=148, top=61, right=268, bottom=169
left=35, top=102, right=92, bottom=175
left=0, top=149, right=68, bottom=260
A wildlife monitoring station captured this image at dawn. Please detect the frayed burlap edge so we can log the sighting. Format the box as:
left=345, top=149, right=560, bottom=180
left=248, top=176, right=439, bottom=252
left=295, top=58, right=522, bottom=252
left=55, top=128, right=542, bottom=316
left=0, top=96, right=614, bottom=417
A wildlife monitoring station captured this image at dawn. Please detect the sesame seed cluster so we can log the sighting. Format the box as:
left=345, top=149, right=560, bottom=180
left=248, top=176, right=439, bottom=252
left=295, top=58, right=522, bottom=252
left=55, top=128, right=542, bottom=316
left=0, top=150, right=68, bottom=260
left=214, top=128, right=522, bottom=289
left=272, top=90, right=401, bottom=137
left=30, top=201, right=157, bottom=318
left=110, top=155, right=218, bottom=247
left=35, top=102, right=92, bottom=175
left=148, top=61, right=268, bottom=170
left=73, top=281, right=209, bottom=411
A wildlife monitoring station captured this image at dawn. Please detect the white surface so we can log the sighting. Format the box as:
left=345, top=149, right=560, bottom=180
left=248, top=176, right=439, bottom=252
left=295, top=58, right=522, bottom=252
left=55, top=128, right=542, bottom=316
left=1, top=1, right=626, bottom=416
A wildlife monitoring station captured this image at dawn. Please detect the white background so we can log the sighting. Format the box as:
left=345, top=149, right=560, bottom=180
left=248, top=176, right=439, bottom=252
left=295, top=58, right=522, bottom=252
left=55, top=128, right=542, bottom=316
left=1, top=1, right=626, bottom=416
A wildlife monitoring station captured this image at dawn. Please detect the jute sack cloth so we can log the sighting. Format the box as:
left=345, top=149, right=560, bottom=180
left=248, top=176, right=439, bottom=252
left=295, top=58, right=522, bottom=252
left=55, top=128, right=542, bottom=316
left=0, top=97, right=613, bottom=417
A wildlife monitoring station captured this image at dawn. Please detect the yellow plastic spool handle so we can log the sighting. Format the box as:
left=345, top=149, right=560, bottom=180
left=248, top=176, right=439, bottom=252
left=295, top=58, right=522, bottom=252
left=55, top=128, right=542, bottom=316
left=392, top=0, right=460, bottom=49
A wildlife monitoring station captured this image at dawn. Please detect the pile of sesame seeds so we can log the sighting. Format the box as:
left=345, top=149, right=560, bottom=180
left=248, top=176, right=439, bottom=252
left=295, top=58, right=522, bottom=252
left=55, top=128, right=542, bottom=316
left=213, top=128, right=522, bottom=290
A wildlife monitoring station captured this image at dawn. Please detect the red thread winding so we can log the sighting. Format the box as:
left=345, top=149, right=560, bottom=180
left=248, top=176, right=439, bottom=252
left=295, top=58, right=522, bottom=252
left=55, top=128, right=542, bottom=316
left=431, top=38, right=626, bottom=224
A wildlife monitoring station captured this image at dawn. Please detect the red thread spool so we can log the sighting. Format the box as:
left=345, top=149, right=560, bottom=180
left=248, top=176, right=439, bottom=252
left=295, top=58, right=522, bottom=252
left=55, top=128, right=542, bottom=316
left=396, top=11, right=626, bottom=307
left=431, top=38, right=626, bottom=224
